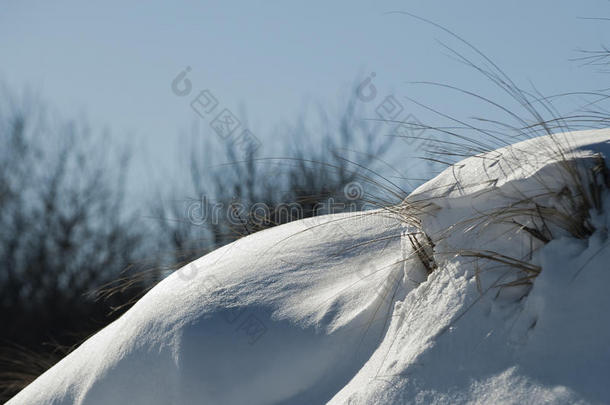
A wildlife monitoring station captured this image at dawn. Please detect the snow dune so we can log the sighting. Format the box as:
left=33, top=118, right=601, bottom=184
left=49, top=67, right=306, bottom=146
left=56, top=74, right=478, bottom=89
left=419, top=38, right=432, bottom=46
left=9, top=129, right=610, bottom=404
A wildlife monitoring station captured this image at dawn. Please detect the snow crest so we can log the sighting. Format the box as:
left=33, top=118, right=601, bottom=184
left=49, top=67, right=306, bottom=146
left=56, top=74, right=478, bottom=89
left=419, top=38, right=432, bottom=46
left=9, top=129, right=610, bottom=404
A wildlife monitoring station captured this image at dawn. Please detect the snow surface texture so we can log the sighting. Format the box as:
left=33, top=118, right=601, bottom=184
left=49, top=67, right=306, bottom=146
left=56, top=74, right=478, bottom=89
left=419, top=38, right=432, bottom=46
left=9, top=129, right=610, bottom=405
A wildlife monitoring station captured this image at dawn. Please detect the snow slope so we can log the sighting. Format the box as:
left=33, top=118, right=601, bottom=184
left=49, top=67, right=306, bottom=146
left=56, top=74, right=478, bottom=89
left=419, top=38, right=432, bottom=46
left=9, top=129, right=610, bottom=404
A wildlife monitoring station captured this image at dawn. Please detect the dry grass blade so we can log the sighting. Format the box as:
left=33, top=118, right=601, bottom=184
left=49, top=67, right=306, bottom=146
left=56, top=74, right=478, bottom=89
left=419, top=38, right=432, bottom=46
left=406, top=231, right=437, bottom=275
left=459, top=250, right=541, bottom=275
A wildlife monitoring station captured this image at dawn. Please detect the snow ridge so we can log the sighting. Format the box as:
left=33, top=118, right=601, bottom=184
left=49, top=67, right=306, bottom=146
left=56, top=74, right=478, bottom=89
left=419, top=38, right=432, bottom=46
left=9, top=129, right=610, bottom=405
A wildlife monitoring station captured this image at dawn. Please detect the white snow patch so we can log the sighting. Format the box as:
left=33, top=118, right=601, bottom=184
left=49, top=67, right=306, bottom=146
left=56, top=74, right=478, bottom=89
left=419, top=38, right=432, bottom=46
left=9, top=129, right=610, bottom=404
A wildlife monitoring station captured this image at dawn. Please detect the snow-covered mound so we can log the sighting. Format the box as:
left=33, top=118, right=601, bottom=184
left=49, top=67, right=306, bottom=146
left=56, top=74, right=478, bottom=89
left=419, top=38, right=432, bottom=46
left=9, top=129, right=610, bottom=405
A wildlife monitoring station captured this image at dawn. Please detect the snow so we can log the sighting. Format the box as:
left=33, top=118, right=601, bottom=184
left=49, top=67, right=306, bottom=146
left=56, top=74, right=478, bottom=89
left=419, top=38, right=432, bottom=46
left=8, top=129, right=610, bottom=404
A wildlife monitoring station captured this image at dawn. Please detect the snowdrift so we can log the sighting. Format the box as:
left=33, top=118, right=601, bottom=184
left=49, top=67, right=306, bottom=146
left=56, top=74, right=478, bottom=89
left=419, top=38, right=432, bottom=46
left=9, top=129, right=610, bottom=404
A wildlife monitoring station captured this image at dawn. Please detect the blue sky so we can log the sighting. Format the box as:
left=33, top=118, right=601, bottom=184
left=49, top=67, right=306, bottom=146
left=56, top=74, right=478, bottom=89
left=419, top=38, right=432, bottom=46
left=2, top=0, right=609, bottom=200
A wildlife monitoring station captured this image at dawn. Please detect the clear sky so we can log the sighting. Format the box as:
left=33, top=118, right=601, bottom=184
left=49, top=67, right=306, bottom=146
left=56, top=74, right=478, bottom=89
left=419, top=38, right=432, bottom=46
left=2, top=0, right=609, bottom=201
